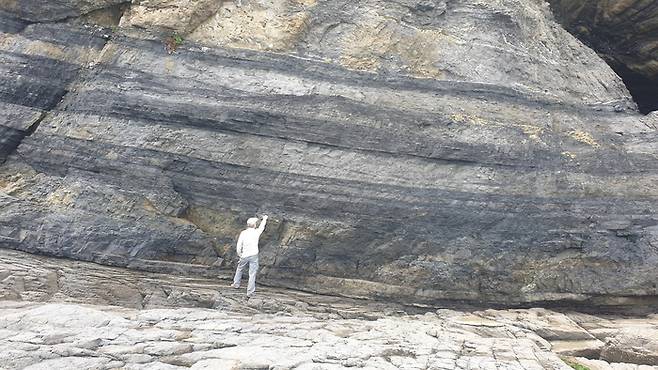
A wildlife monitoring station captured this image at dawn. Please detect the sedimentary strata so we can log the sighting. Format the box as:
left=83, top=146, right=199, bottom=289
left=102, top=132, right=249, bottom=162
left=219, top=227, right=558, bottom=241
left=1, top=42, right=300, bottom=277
left=0, top=1, right=657, bottom=308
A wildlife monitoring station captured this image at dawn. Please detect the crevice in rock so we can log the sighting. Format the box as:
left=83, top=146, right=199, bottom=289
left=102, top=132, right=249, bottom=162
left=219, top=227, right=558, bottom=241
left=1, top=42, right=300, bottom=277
left=0, top=112, right=46, bottom=165
left=608, top=62, right=658, bottom=115
left=72, top=2, right=131, bottom=28
left=25, top=111, right=46, bottom=136
left=8, top=1, right=132, bottom=27
left=0, top=127, right=26, bottom=165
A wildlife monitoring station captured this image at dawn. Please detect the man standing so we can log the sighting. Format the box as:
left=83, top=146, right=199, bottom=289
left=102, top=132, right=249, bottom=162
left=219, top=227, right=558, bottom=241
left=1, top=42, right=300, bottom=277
left=231, top=215, right=268, bottom=297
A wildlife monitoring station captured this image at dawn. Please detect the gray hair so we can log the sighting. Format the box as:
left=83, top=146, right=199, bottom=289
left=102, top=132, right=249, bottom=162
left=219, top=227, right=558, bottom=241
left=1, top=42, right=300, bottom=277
left=246, top=217, right=258, bottom=228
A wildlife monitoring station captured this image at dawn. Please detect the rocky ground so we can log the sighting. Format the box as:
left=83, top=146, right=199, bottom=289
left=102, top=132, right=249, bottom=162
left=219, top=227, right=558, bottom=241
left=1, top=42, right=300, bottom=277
left=1, top=249, right=657, bottom=370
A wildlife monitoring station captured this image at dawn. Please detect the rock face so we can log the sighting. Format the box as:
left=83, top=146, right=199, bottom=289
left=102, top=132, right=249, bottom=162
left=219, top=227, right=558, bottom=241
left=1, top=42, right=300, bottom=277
left=0, top=0, right=128, bottom=22
left=1, top=0, right=658, bottom=308
left=547, top=0, right=658, bottom=113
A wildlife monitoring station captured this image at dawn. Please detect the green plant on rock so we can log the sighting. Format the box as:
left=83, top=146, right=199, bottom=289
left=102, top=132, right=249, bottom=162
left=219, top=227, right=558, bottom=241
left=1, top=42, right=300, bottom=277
left=561, top=357, right=591, bottom=370
left=164, top=32, right=184, bottom=54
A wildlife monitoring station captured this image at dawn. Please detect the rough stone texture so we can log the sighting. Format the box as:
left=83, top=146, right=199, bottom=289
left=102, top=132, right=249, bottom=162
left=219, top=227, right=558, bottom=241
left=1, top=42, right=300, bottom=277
left=547, top=0, right=658, bottom=80
left=0, top=301, right=574, bottom=370
left=120, top=0, right=222, bottom=34
left=0, top=0, right=128, bottom=22
left=0, top=1, right=658, bottom=308
left=1, top=250, right=657, bottom=370
left=186, top=0, right=635, bottom=107
left=547, top=0, right=658, bottom=112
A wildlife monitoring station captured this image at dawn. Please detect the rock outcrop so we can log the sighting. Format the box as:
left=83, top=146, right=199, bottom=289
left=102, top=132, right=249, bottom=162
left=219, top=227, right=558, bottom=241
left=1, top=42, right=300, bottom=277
left=547, top=0, right=658, bottom=113
left=1, top=0, right=657, bottom=308
left=2, top=249, right=658, bottom=369
left=0, top=301, right=578, bottom=370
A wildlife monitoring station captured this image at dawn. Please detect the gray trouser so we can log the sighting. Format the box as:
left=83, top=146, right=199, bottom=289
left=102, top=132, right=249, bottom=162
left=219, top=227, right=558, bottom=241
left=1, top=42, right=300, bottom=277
left=232, top=255, right=259, bottom=295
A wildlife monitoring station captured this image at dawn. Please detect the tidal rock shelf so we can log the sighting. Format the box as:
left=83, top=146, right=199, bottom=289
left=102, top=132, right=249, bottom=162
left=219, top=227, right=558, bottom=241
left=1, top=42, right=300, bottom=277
left=2, top=249, right=658, bottom=370
left=1, top=3, right=658, bottom=308
left=0, top=301, right=585, bottom=370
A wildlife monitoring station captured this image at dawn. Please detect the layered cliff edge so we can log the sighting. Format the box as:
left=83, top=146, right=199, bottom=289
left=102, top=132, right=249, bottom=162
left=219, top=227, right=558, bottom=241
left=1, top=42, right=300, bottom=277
left=1, top=0, right=657, bottom=309
left=548, top=0, right=658, bottom=113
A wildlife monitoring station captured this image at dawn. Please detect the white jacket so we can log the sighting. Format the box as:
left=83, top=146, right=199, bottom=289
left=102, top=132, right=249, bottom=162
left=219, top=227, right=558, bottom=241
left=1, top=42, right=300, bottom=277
left=236, top=219, right=267, bottom=258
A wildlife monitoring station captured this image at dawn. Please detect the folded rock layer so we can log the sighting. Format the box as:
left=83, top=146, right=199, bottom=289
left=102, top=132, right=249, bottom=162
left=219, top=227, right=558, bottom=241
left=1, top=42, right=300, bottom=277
left=0, top=1, right=657, bottom=308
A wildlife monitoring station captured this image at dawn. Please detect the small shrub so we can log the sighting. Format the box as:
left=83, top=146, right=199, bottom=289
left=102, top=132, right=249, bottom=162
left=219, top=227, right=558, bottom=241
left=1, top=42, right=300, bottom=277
left=164, top=33, right=184, bottom=54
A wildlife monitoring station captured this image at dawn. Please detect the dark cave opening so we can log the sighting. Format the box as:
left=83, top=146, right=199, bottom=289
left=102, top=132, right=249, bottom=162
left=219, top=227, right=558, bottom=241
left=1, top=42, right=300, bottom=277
left=610, top=62, right=658, bottom=115
left=544, top=1, right=658, bottom=115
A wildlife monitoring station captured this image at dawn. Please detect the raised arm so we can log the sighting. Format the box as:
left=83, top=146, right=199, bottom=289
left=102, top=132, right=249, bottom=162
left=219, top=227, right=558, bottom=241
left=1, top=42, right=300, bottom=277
left=257, top=215, right=268, bottom=234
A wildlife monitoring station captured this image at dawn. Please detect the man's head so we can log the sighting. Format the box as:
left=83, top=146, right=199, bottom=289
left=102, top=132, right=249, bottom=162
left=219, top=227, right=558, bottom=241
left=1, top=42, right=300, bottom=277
left=246, top=217, right=259, bottom=228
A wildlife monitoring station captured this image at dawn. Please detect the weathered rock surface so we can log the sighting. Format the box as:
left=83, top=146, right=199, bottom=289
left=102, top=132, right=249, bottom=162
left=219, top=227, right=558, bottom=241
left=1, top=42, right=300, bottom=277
left=548, top=0, right=658, bottom=80
left=121, top=0, right=222, bottom=34
left=0, top=300, right=575, bottom=370
left=548, top=0, right=658, bottom=113
left=1, top=1, right=658, bottom=308
left=0, top=0, right=128, bottom=22
left=1, top=249, right=657, bottom=369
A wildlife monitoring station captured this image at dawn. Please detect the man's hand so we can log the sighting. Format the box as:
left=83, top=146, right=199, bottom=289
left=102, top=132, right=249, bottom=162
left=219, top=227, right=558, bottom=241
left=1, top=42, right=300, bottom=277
left=257, top=215, right=269, bottom=233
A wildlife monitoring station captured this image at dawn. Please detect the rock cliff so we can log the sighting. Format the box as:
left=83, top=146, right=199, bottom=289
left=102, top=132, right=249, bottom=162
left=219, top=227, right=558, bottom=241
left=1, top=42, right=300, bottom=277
left=1, top=0, right=657, bottom=308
